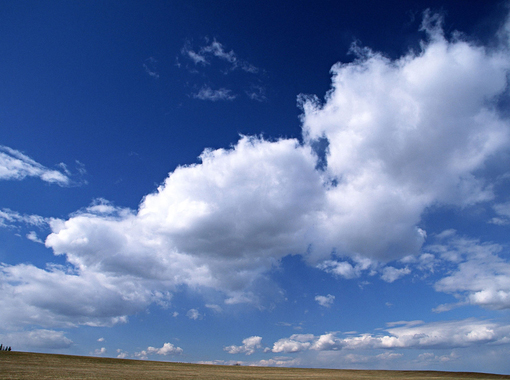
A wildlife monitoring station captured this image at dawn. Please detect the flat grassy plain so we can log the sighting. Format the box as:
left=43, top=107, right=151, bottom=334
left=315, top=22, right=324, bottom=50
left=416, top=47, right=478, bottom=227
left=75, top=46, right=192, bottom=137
left=1, top=351, right=509, bottom=380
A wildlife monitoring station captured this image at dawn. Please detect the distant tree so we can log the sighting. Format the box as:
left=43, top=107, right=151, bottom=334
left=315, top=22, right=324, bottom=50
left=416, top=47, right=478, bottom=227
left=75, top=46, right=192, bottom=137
left=0, top=344, right=12, bottom=352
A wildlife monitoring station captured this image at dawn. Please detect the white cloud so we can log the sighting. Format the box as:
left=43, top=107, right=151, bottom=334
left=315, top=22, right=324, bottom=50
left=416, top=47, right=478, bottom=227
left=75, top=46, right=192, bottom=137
left=270, top=319, right=510, bottom=353
left=186, top=309, right=200, bottom=320
left=92, top=347, right=106, bottom=355
left=0, top=262, right=155, bottom=329
left=317, top=260, right=359, bottom=279
left=180, top=38, right=263, bottom=101
left=182, top=39, right=258, bottom=73
left=432, top=235, right=510, bottom=310
left=416, top=351, right=459, bottom=363
left=253, top=357, right=302, bottom=367
left=301, top=14, right=510, bottom=262
left=245, top=85, right=266, bottom=102
left=0, top=145, right=71, bottom=186
left=46, top=137, right=321, bottom=296
left=491, top=201, right=510, bottom=225
left=0, top=209, right=47, bottom=229
left=134, top=350, right=148, bottom=359
left=143, top=57, right=159, bottom=79
left=26, top=231, right=44, bottom=244
left=183, top=48, right=207, bottom=65
left=0, top=329, right=73, bottom=350
left=193, top=86, right=237, bottom=101
left=315, top=294, right=335, bottom=308
left=376, top=352, right=403, bottom=361
left=224, top=336, right=263, bottom=355
left=205, top=304, right=223, bottom=313
left=272, top=334, right=315, bottom=353
left=116, top=349, right=128, bottom=359
left=147, top=342, right=183, bottom=355
left=317, top=257, right=375, bottom=279
left=380, top=266, right=411, bottom=283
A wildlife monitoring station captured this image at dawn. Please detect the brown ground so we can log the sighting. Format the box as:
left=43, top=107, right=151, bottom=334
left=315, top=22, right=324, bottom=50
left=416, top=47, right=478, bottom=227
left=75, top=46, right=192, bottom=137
left=1, top=351, right=509, bottom=380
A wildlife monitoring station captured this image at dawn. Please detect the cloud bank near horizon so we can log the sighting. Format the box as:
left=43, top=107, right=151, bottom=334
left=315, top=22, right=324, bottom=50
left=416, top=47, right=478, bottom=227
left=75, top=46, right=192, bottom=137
left=221, top=318, right=510, bottom=368
left=1, top=12, right=510, bottom=330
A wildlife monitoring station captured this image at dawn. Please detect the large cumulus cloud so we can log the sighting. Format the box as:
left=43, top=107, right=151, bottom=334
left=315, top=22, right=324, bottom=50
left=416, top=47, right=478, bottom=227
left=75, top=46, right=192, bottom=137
left=301, top=12, right=509, bottom=261
left=2, top=12, right=510, bottom=328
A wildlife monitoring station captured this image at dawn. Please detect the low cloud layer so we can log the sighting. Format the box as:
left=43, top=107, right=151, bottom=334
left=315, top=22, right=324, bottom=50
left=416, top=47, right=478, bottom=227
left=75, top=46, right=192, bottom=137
left=224, top=336, right=263, bottom=355
left=1, top=12, right=510, bottom=330
left=133, top=342, right=183, bottom=359
left=0, top=329, right=73, bottom=350
left=228, top=318, right=510, bottom=356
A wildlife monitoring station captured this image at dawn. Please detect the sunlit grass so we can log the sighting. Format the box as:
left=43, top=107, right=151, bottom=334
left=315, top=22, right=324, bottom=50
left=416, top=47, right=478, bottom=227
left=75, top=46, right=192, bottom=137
left=1, top=351, right=509, bottom=380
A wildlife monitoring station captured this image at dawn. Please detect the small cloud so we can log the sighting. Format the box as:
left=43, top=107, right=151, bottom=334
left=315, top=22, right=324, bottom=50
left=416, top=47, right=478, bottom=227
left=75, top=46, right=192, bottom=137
left=134, top=350, right=148, bottom=360
left=245, top=85, right=267, bottom=102
left=172, top=311, right=179, bottom=317
left=97, top=337, right=105, bottom=342
left=179, top=38, right=263, bottom=102
left=381, top=266, right=411, bottom=283
left=193, top=86, right=236, bottom=101
left=116, top=349, right=128, bottom=359
left=224, top=336, right=263, bottom=355
left=186, top=308, right=200, bottom=320
left=26, top=231, right=44, bottom=244
left=143, top=57, right=159, bottom=79
left=205, top=304, right=222, bottom=313
left=272, top=334, right=315, bottom=353
left=182, top=38, right=258, bottom=73
left=315, top=294, right=335, bottom=308
left=181, top=42, right=208, bottom=65
left=92, top=347, right=106, bottom=355
left=147, top=342, right=183, bottom=356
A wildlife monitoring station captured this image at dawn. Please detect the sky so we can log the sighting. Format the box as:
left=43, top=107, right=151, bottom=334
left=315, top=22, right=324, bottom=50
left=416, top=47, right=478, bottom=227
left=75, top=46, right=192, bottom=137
left=1, top=0, right=510, bottom=374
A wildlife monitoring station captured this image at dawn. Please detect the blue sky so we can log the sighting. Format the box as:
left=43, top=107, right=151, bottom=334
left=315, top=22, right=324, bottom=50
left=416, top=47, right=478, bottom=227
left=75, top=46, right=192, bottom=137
left=2, top=0, right=510, bottom=374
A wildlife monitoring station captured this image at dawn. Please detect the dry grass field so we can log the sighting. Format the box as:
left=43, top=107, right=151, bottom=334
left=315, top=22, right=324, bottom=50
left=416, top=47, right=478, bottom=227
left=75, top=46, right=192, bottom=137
left=1, top=351, right=509, bottom=380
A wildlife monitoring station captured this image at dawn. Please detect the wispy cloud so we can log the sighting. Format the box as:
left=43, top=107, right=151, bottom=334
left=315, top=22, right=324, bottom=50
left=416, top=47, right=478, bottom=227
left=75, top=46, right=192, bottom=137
left=182, top=38, right=258, bottom=73
left=180, top=38, right=264, bottom=101
left=0, top=209, right=47, bottom=228
left=143, top=57, right=159, bottom=79
left=0, top=145, right=71, bottom=186
left=193, top=85, right=237, bottom=101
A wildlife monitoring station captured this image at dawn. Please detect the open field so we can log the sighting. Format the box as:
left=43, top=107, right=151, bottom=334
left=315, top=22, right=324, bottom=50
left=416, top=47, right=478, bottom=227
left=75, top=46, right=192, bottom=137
left=1, top=351, right=509, bottom=380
